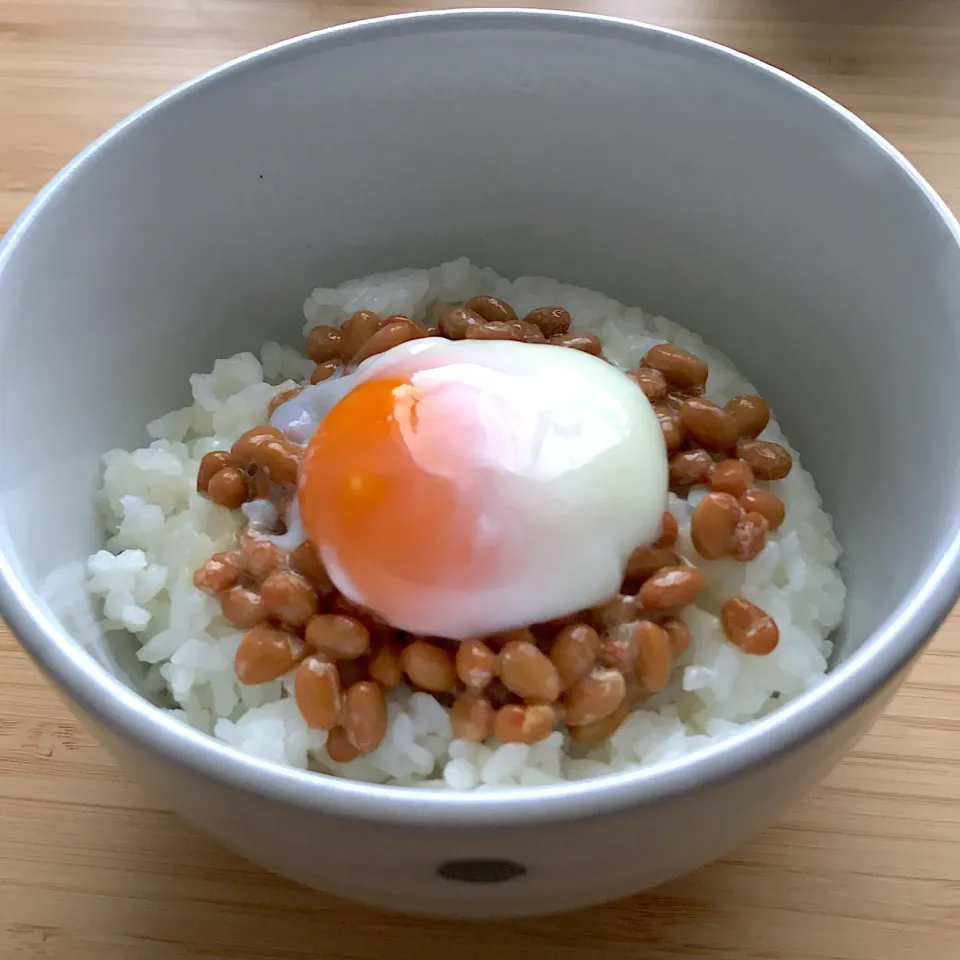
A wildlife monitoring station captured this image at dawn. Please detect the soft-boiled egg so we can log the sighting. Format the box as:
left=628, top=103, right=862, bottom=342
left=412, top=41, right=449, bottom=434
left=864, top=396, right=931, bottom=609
left=271, top=338, right=667, bottom=639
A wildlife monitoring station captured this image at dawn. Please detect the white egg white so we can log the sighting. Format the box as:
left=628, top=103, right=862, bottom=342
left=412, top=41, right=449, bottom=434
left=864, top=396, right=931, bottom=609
left=272, top=339, right=668, bottom=638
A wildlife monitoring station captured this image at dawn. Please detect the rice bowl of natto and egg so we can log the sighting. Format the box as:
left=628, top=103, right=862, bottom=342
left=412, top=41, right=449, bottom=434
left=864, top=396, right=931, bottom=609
left=87, top=257, right=845, bottom=790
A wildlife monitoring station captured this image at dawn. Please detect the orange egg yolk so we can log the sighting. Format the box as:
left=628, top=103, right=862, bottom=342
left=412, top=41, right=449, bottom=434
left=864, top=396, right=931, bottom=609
left=298, top=373, right=512, bottom=625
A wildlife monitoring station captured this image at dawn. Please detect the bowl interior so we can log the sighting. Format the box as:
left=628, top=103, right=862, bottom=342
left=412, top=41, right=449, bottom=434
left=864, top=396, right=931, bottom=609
left=2, top=14, right=960, bottom=732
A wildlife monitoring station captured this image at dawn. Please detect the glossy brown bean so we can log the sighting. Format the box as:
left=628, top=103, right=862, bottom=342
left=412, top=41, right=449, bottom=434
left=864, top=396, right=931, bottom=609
left=725, top=395, right=770, bottom=438
left=522, top=306, right=571, bottom=337
left=624, top=545, right=681, bottom=582
left=652, top=404, right=685, bottom=453
left=566, top=700, right=630, bottom=743
left=638, top=565, right=704, bottom=611
left=220, top=587, right=267, bottom=628
left=332, top=594, right=392, bottom=635
left=662, top=617, right=691, bottom=657
left=493, top=704, right=557, bottom=744
left=232, top=422, right=284, bottom=450
left=305, top=614, right=371, bottom=660
left=368, top=638, right=404, bottom=689
left=664, top=390, right=689, bottom=411
left=630, top=366, right=668, bottom=403
left=497, top=640, right=562, bottom=703
left=669, top=448, right=714, bottom=487
left=197, top=451, right=232, bottom=493
left=642, top=343, right=708, bottom=389
left=633, top=621, right=673, bottom=693
left=261, top=572, right=318, bottom=627
left=238, top=537, right=284, bottom=580
left=721, top=596, right=779, bottom=654
left=710, top=459, right=755, bottom=498
left=304, top=324, right=343, bottom=364
left=550, top=331, right=603, bottom=355
left=401, top=640, right=458, bottom=693
left=353, top=318, right=425, bottom=363
left=294, top=656, right=341, bottom=729
left=249, top=469, right=272, bottom=502
left=451, top=694, right=495, bottom=742
left=655, top=511, right=679, bottom=547
left=591, top=594, right=641, bottom=628
left=516, top=319, right=548, bottom=343
left=563, top=668, right=626, bottom=726
left=465, top=321, right=524, bottom=342
left=206, top=466, right=249, bottom=508
left=599, top=628, right=638, bottom=673
left=231, top=426, right=300, bottom=485
left=438, top=304, right=485, bottom=339
left=550, top=623, right=601, bottom=688
left=740, top=488, right=786, bottom=531
left=488, top=627, right=537, bottom=647
left=518, top=705, right=558, bottom=744
left=325, top=726, right=359, bottom=763
left=339, top=310, right=383, bottom=361
left=492, top=704, right=524, bottom=743
left=310, top=361, right=339, bottom=384
left=193, top=552, right=239, bottom=594
left=731, top=511, right=768, bottom=562
left=234, top=624, right=302, bottom=685
left=736, top=439, right=793, bottom=481
left=268, top=387, right=303, bottom=417
left=679, top=397, right=740, bottom=451
left=289, top=542, right=334, bottom=593
left=465, top=295, right=518, bottom=325
left=691, top=491, right=741, bottom=560
left=456, top=639, right=496, bottom=689
left=342, top=681, right=387, bottom=753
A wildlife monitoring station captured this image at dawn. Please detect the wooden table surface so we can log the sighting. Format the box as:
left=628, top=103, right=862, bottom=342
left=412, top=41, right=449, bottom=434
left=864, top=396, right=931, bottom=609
left=3, top=1, right=960, bottom=957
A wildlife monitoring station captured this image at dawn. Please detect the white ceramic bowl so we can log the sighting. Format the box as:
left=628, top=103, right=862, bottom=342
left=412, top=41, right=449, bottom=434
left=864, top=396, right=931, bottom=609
left=2, top=10, right=960, bottom=918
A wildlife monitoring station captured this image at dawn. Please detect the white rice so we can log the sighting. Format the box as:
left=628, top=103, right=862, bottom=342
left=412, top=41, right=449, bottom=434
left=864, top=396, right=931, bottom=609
left=86, top=258, right=845, bottom=788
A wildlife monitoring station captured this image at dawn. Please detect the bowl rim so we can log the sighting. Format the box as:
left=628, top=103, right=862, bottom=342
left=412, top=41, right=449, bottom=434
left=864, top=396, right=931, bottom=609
left=3, top=7, right=960, bottom=827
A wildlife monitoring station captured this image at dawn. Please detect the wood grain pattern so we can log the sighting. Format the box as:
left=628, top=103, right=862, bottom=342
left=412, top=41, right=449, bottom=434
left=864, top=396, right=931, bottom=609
left=2, top=1, right=959, bottom=957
